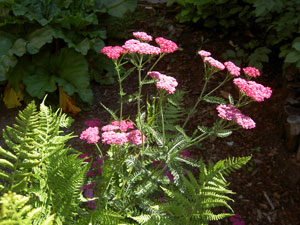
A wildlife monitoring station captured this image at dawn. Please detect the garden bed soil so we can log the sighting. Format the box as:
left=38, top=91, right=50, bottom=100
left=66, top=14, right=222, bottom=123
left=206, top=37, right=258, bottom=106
left=0, top=2, right=300, bottom=224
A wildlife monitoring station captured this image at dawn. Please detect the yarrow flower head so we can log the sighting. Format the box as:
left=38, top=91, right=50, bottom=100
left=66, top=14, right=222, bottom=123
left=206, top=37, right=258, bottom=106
left=133, top=31, right=153, bottom=42
left=122, top=39, right=160, bottom=55
left=198, top=50, right=211, bottom=57
left=155, top=37, right=178, bottom=53
left=203, top=57, right=225, bottom=70
left=216, top=104, right=256, bottom=129
left=84, top=117, right=100, bottom=127
left=233, top=78, right=272, bottom=102
left=224, top=61, right=241, bottom=77
left=100, top=46, right=126, bottom=60
left=101, top=120, right=146, bottom=146
left=80, top=127, right=100, bottom=144
left=243, top=67, right=260, bottom=78
left=148, top=71, right=178, bottom=94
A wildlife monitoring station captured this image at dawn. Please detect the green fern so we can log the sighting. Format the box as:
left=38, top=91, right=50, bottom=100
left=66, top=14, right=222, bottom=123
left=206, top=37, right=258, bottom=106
left=0, top=192, right=55, bottom=225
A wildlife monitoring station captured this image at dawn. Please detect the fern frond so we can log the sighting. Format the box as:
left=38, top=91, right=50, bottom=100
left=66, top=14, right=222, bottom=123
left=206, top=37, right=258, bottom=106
left=0, top=192, right=55, bottom=225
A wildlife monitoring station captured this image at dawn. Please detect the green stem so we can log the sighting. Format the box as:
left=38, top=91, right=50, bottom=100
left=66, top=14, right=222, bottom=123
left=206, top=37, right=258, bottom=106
left=114, top=61, right=123, bottom=121
left=204, top=75, right=231, bottom=98
left=95, top=143, right=104, bottom=164
left=182, top=78, right=209, bottom=128
left=159, top=91, right=166, bottom=148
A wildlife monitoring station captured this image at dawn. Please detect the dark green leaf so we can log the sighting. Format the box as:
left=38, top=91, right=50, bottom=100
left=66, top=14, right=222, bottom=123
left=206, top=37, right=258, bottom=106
left=75, top=38, right=90, bottom=55
left=78, top=88, right=93, bottom=104
left=285, top=51, right=300, bottom=63
left=103, top=0, right=137, bottom=18
left=11, top=38, right=27, bottom=57
left=26, top=27, right=54, bottom=54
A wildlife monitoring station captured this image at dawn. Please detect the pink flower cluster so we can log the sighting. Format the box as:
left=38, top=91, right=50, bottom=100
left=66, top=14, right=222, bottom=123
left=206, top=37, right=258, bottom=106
left=101, top=120, right=146, bottom=146
left=198, top=50, right=211, bottom=57
left=233, top=78, right=272, bottom=102
left=148, top=71, right=178, bottom=94
left=80, top=127, right=100, bottom=144
left=133, top=31, right=153, bottom=42
left=230, top=214, right=245, bottom=225
left=203, top=57, right=225, bottom=70
left=243, top=67, right=260, bottom=78
left=100, top=46, right=126, bottom=60
left=155, top=37, right=178, bottom=53
left=224, top=61, right=241, bottom=77
left=84, top=117, right=100, bottom=127
left=122, top=39, right=161, bottom=55
left=216, top=104, right=256, bottom=129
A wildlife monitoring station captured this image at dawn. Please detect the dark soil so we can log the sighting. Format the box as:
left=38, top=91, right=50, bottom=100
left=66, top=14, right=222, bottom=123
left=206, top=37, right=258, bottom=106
left=0, top=2, right=299, bottom=224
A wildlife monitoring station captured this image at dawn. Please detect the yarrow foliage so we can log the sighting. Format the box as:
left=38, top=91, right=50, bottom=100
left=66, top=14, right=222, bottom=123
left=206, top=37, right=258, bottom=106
left=233, top=78, right=272, bottom=102
left=100, top=46, right=126, bottom=60
left=148, top=71, right=178, bottom=94
left=216, top=104, right=256, bottom=129
left=224, top=61, right=241, bottom=77
left=155, top=37, right=178, bottom=53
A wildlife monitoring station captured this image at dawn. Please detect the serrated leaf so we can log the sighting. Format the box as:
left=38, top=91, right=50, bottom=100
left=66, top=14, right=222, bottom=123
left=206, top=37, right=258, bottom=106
left=203, top=96, right=226, bottom=104
left=75, top=38, right=90, bottom=55
left=197, top=125, right=209, bottom=133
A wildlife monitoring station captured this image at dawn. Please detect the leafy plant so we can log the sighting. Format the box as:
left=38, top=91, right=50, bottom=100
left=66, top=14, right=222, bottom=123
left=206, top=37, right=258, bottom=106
left=0, top=0, right=137, bottom=108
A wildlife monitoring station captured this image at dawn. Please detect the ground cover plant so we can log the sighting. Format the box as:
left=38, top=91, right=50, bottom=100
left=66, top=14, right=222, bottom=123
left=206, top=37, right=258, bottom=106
left=0, top=31, right=274, bottom=224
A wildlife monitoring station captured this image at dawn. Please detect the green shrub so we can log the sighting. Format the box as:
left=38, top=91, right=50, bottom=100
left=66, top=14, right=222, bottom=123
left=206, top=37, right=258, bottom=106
left=0, top=0, right=137, bottom=106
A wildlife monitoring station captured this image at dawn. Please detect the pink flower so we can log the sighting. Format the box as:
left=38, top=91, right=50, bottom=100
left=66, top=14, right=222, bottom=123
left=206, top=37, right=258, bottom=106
left=203, top=57, right=225, bottom=70
left=230, top=214, right=245, bottom=225
left=198, top=50, right=211, bottom=57
left=233, top=78, right=272, bottom=102
left=100, top=46, right=126, bottom=60
left=127, top=129, right=146, bottom=146
left=111, top=120, right=134, bottom=132
left=97, top=168, right=102, bottom=175
left=86, top=170, right=94, bottom=177
left=101, top=131, right=129, bottom=145
left=133, top=31, right=153, bottom=42
left=80, top=127, right=100, bottom=144
left=224, top=61, right=241, bottom=77
left=216, top=104, right=256, bottom=129
left=155, top=37, right=178, bottom=53
left=148, top=71, right=178, bottom=94
left=180, top=151, right=190, bottom=158
left=92, top=158, right=103, bottom=168
left=87, top=183, right=97, bottom=189
left=165, top=170, right=174, bottom=182
left=85, top=118, right=100, bottom=127
left=243, top=67, right=260, bottom=78
left=122, top=39, right=160, bottom=55
left=88, top=200, right=96, bottom=209
left=158, top=197, right=165, bottom=202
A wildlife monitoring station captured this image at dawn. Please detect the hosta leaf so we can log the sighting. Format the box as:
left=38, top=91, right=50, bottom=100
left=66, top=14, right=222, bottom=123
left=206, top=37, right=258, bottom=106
left=285, top=51, right=300, bottom=63
left=59, top=86, right=82, bottom=116
left=26, top=27, right=54, bottom=54
left=0, top=31, right=15, bottom=57
left=3, top=83, right=24, bottom=109
left=78, top=88, right=93, bottom=104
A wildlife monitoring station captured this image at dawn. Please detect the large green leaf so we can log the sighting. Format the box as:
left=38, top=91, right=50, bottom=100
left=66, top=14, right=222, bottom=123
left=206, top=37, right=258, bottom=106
left=11, top=38, right=27, bottom=57
left=55, top=48, right=89, bottom=92
left=103, top=0, right=137, bottom=18
left=0, top=31, right=15, bottom=56
left=23, top=68, right=57, bottom=98
left=26, top=26, right=54, bottom=54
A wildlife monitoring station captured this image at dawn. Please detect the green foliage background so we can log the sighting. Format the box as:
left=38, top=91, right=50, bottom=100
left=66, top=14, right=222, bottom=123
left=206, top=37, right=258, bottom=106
left=0, top=0, right=137, bottom=103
